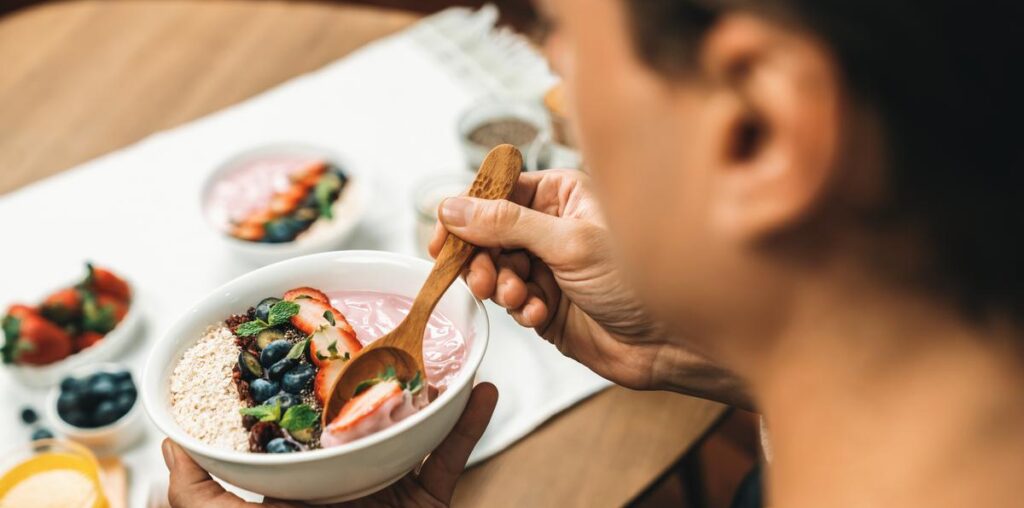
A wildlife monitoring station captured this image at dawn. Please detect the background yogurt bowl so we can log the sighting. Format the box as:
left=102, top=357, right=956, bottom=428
left=200, top=143, right=370, bottom=266
left=142, top=250, right=488, bottom=503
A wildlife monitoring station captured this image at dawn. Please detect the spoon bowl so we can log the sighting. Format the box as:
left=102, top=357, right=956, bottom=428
left=322, top=144, right=522, bottom=425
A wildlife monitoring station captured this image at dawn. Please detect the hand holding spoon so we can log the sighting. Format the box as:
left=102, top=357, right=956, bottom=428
left=322, top=144, right=522, bottom=425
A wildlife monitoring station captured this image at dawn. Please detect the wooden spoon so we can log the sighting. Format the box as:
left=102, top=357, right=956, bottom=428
left=322, top=144, right=522, bottom=425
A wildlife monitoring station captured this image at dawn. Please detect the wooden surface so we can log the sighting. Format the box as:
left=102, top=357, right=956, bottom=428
left=0, top=1, right=726, bottom=506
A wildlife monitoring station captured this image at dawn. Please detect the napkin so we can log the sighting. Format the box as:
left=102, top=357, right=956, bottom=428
left=0, top=6, right=609, bottom=505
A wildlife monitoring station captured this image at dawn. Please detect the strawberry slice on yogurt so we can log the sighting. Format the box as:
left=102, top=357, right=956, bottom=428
left=285, top=289, right=361, bottom=367
left=320, top=374, right=427, bottom=447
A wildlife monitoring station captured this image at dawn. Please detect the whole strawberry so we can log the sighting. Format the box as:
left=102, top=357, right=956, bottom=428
left=2, top=313, right=73, bottom=365
left=84, top=263, right=131, bottom=302
left=40, top=287, right=82, bottom=325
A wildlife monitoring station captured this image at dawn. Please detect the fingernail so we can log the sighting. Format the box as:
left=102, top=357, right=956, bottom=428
left=439, top=197, right=472, bottom=228
left=161, top=440, right=176, bottom=468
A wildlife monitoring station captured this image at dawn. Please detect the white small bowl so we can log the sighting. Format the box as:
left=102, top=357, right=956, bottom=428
left=5, top=283, right=141, bottom=388
left=142, top=251, right=489, bottom=503
left=47, top=362, right=145, bottom=456
left=456, top=98, right=550, bottom=171
left=200, top=144, right=370, bottom=266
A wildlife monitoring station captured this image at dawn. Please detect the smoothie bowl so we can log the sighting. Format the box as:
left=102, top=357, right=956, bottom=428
left=142, top=251, right=487, bottom=503
left=201, top=144, right=369, bottom=265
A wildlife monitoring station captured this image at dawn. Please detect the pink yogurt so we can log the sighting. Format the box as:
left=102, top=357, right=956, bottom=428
left=327, top=290, right=468, bottom=391
left=205, top=156, right=321, bottom=230
left=320, top=290, right=469, bottom=447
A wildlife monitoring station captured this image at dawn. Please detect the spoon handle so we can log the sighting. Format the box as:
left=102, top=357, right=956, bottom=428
left=402, top=144, right=523, bottom=340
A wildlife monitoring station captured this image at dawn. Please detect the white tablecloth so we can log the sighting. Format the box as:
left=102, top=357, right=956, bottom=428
left=0, top=7, right=609, bottom=506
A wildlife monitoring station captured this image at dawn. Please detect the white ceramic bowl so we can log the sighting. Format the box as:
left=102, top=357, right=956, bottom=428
left=5, top=282, right=142, bottom=388
left=47, top=362, right=145, bottom=456
left=142, top=251, right=488, bottom=503
left=200, top=144, right=370, bottom=266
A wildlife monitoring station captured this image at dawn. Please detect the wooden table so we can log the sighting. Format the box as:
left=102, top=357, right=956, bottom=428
left=0, top=2, right=725, bottom=506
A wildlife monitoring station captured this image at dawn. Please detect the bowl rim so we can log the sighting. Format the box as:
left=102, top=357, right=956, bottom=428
left=197, top=142, right=369, bottom=251
left=141, top=250, right=489, bottom=465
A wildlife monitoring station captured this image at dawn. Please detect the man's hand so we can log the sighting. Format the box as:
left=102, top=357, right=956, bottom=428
left=431, top=170, right=750, bottom=407
left=164, top=383, right=498, bottom=507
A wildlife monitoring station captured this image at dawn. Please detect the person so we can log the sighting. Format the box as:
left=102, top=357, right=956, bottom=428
left=165, top=0, right=1024, bottom=506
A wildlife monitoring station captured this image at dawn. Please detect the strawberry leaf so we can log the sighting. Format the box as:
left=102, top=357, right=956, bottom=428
left=1, top=315, right=20, bottom=364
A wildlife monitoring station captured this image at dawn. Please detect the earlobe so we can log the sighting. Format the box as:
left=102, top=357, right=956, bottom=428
left=701, top=13, right=842, bottom=242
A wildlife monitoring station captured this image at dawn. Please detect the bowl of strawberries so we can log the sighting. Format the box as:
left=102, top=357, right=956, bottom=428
left=1, top=263, right=140, bottom=387
left=201, top=144, right=369, bottom=266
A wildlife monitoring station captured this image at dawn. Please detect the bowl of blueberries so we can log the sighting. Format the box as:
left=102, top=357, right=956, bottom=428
left=47, top=363, right=143, bottom=455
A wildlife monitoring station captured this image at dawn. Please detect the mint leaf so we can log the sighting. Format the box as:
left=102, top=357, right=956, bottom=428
left=235, top=320, right=268, bottom=337
left=382, top=365, right=397, bottom=380
left=280, top=404, right=319, bottom=431
left=322, top=310, right=335, bottom=326
left=239, top=403, right=281, bottom=422
left=268, top=301, right=299, bottom=326
left=286, top=338, right=309, bottom=361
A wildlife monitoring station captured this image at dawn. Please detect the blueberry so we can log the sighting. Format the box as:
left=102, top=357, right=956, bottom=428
left=57, top=391, right=81, bottom=414
left=263, top=218, right=303, bottom=243
left=115, top=392, right=136, bottom=415
left=60, top=376, right=83, bottom=393
left=60, top=410, right=89, bottom=427
left=93, top=400, right=122, bottom=427
left=112, top=370, right=132, bottom=383
left=282, top=364, right=314, bottom=394
left=255, top=328, right=286, bottom=350
left=266, top=393, right=300, bottom=411
left=31, top=428, right=54, bottom=441
left=20, top=407, right=38, bottom=425
left=260, top=340, right=292, bottom=368
left=116, top=379, right=137, bottom=398
left=265, top=437, right=299, bottom=453
left=249, top=379, right=279, bottom=403
left=238, top=351, right=263, bottom=380
left=268, top=358, right=297, bottom=380
left=255, top=297, right=281, bottom=322
left=89, top=375, right=117, bottom=400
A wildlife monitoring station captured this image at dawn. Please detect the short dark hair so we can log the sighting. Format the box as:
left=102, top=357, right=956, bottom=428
left=625, top=0, right=1024, bottom=323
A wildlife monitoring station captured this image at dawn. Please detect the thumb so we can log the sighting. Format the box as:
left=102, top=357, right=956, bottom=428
left=162, top=439, right=236, bottom=507
left=438, top=197, right=566, bottom=258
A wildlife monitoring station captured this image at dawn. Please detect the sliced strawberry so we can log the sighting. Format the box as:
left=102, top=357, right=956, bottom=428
left=269, top=186, right=305, bottom=216
left=283, top=287, right=330, bottom=304
left=73, top=331, right=104, bottom=352
left=13, top=314, right=73, bottom=365
left=41, top=288, right=82, bottom=325
left=294, top=161, right=328, bottom=188
left=314, top=359, right=346, bottom=404
left=85, top=264, right=131, bottom=301
left=240, top=209, right=276, bottom=228
left=328, top=379, right=403, bottom=431
left=233, top=223, right=265, bottom=241
left=308, top=325, right=361, bottom=367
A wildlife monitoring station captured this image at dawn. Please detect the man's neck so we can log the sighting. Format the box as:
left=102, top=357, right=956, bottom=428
left=750, top=271, right=1024, bottom=507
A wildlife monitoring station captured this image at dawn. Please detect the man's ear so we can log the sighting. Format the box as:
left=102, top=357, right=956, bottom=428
left=699, top=13, right=842, bottom=241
